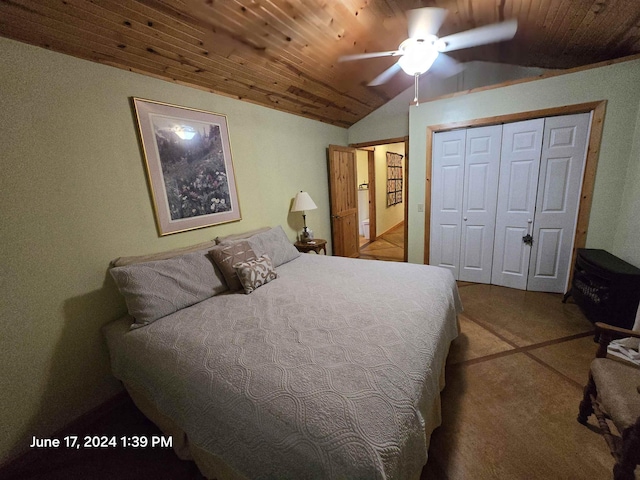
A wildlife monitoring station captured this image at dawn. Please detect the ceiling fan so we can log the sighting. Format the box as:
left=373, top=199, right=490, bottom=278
left=339, top=7, right=518, bottom=100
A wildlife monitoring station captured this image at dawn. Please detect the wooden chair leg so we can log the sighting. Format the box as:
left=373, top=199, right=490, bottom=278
left=613, top=417, right=640, bottom=480
left=578, top=373, right=596, bottom=425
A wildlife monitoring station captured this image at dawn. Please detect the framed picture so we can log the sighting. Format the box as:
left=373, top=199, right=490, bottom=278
left=132, top=98, right=241, bottom=236
left=386, top=151, right=403, bottom=207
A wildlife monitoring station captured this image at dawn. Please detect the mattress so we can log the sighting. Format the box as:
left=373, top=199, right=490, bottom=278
left=103, top=253, right=461, bottom=479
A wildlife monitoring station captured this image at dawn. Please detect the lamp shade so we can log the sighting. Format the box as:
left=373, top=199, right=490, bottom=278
left=291, top=191, right=317, bottom=212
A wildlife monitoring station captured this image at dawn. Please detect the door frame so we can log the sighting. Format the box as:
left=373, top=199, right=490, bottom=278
left=424, top=101, right=607, bottom=282
left=356, top=147, right=377, bottom=244
left=351, top=136, right=409, bottom=262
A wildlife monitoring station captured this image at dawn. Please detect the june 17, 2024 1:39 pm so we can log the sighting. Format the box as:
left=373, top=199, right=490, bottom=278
left=29, top=435, right=173, bottom=449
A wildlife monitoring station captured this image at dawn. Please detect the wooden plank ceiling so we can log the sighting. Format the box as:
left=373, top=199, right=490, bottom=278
left=1, top=0, right=639, bottom=127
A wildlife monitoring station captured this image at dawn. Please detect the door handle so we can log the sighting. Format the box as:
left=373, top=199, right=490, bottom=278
left=523, top=218, right=533, bottom=246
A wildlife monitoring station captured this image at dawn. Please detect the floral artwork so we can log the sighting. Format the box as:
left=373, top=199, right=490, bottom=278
left=132, top=98, right=241, bottom=235
left=154, top=120, right=230, bottom=220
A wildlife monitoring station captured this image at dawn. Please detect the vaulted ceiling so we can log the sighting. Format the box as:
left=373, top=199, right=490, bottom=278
left=1, top=0, right=639, bottom=128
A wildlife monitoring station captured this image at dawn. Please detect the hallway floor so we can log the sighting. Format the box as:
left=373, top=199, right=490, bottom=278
left=359, top=222, right=405, bottom=262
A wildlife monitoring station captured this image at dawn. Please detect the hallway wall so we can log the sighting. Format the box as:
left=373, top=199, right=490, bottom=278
left=374, top=143, right=405, bottom=235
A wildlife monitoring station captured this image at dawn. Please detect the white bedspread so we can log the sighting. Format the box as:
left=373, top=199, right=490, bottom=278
left=104, top=254, right=461, bottom=479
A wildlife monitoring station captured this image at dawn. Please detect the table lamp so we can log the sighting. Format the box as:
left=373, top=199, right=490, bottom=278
left=291, top=191, right=317, bottom=243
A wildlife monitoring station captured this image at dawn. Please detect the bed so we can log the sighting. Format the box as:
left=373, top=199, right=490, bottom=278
left=103, top=226, right=461, bottom=479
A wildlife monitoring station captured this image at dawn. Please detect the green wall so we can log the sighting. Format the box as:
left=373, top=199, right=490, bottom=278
left=402, top=60, right=640, bottom=265
left=0, top=37, right=347, bottom=463
left=613, top=102, right=640, bottom=266
left=409, top=60, right=640, bottom=265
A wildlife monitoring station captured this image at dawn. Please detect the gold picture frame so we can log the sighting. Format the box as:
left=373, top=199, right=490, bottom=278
left=132, top=98, right=241, bottom=236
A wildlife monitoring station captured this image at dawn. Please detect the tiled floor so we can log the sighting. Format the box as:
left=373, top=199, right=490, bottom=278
left=423, top=282, right=620, bottom=479
left=359, top=222, right=404, bottom=262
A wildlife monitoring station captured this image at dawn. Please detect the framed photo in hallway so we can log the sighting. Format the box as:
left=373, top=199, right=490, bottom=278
left=132, top=98, right=241, bottom=236
left=386, top=151, right=403, bottom=207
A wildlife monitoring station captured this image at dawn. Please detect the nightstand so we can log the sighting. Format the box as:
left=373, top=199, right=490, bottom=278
left=294, top=239, right=327, bottom=255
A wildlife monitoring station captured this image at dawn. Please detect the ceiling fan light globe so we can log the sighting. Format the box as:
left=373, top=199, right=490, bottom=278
left=398, top=48, right=439, bottom=75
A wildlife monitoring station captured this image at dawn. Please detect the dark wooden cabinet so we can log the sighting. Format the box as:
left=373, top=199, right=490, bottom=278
left=565, top=249, right=640, bottom=329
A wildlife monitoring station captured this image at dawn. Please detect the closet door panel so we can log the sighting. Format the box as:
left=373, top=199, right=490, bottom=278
left=507, top=160, right=536, bottom=210
left=442, top=166, right=462, bottom=209
left=501, top=226, right=529, bottom=274
left=492, top=119, right=544, bottom=290
left=436, top=224, right=460, bottom=269
left=533, top=228, right=562, bottom=276
left=431, top=130, right=466, bottom=278
left=462, top=225, right=484, bottom=268
left=459, top=125, right=502, bottom=283
left=527, top=113, right=591, bottom=292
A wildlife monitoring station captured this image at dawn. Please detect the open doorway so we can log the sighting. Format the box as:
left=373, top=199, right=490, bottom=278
left=351, top=137, right=408, bottom=262
left=355, top=147, right=375, bottom=250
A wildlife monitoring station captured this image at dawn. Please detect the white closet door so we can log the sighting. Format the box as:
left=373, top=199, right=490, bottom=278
left=491, top=118, right=544, bottom=289
left=527, top=113, right=591, bottom=292
left=459, top=125, right=502, bottom=283
left=431, top=129, right=466, bottom=278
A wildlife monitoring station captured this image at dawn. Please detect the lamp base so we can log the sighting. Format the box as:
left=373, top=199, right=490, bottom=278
left=300, top=227, right=314, bottom=243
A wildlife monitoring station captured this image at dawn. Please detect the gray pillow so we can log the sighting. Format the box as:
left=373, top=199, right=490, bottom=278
left=246, top=226, right=300, bottom=267
left=110, top=240, right=218, bottom=267
left=110, top=248, right=228, bottom=328
left=208, top=240, right=257, bottom=292
left=234, top=255, right=278, bottom=294
left=215, top=227, right=271, bottom=245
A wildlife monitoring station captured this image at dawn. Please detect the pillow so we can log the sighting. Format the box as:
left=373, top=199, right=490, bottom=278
left=246, top=226, right=300, bottom=267
left=110, top=239, right=218, bottom=267
left=110, top=248, right=227, bottom=328
left=215, top=227, right=271, bottom=245
left=208, top=240, right=257, bottom=291
left=234, top=255, right=278, bottom=294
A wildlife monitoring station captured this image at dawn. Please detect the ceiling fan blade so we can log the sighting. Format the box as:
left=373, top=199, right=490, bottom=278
left=368, top=62, right=403, bottom=86
left=338, top=50, right=401, bottom=62
left=438, top=19, right=517, bottom=52
left=407, top=7, right=448, bottom=39
left=429, top=53, right=465, bottom=78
